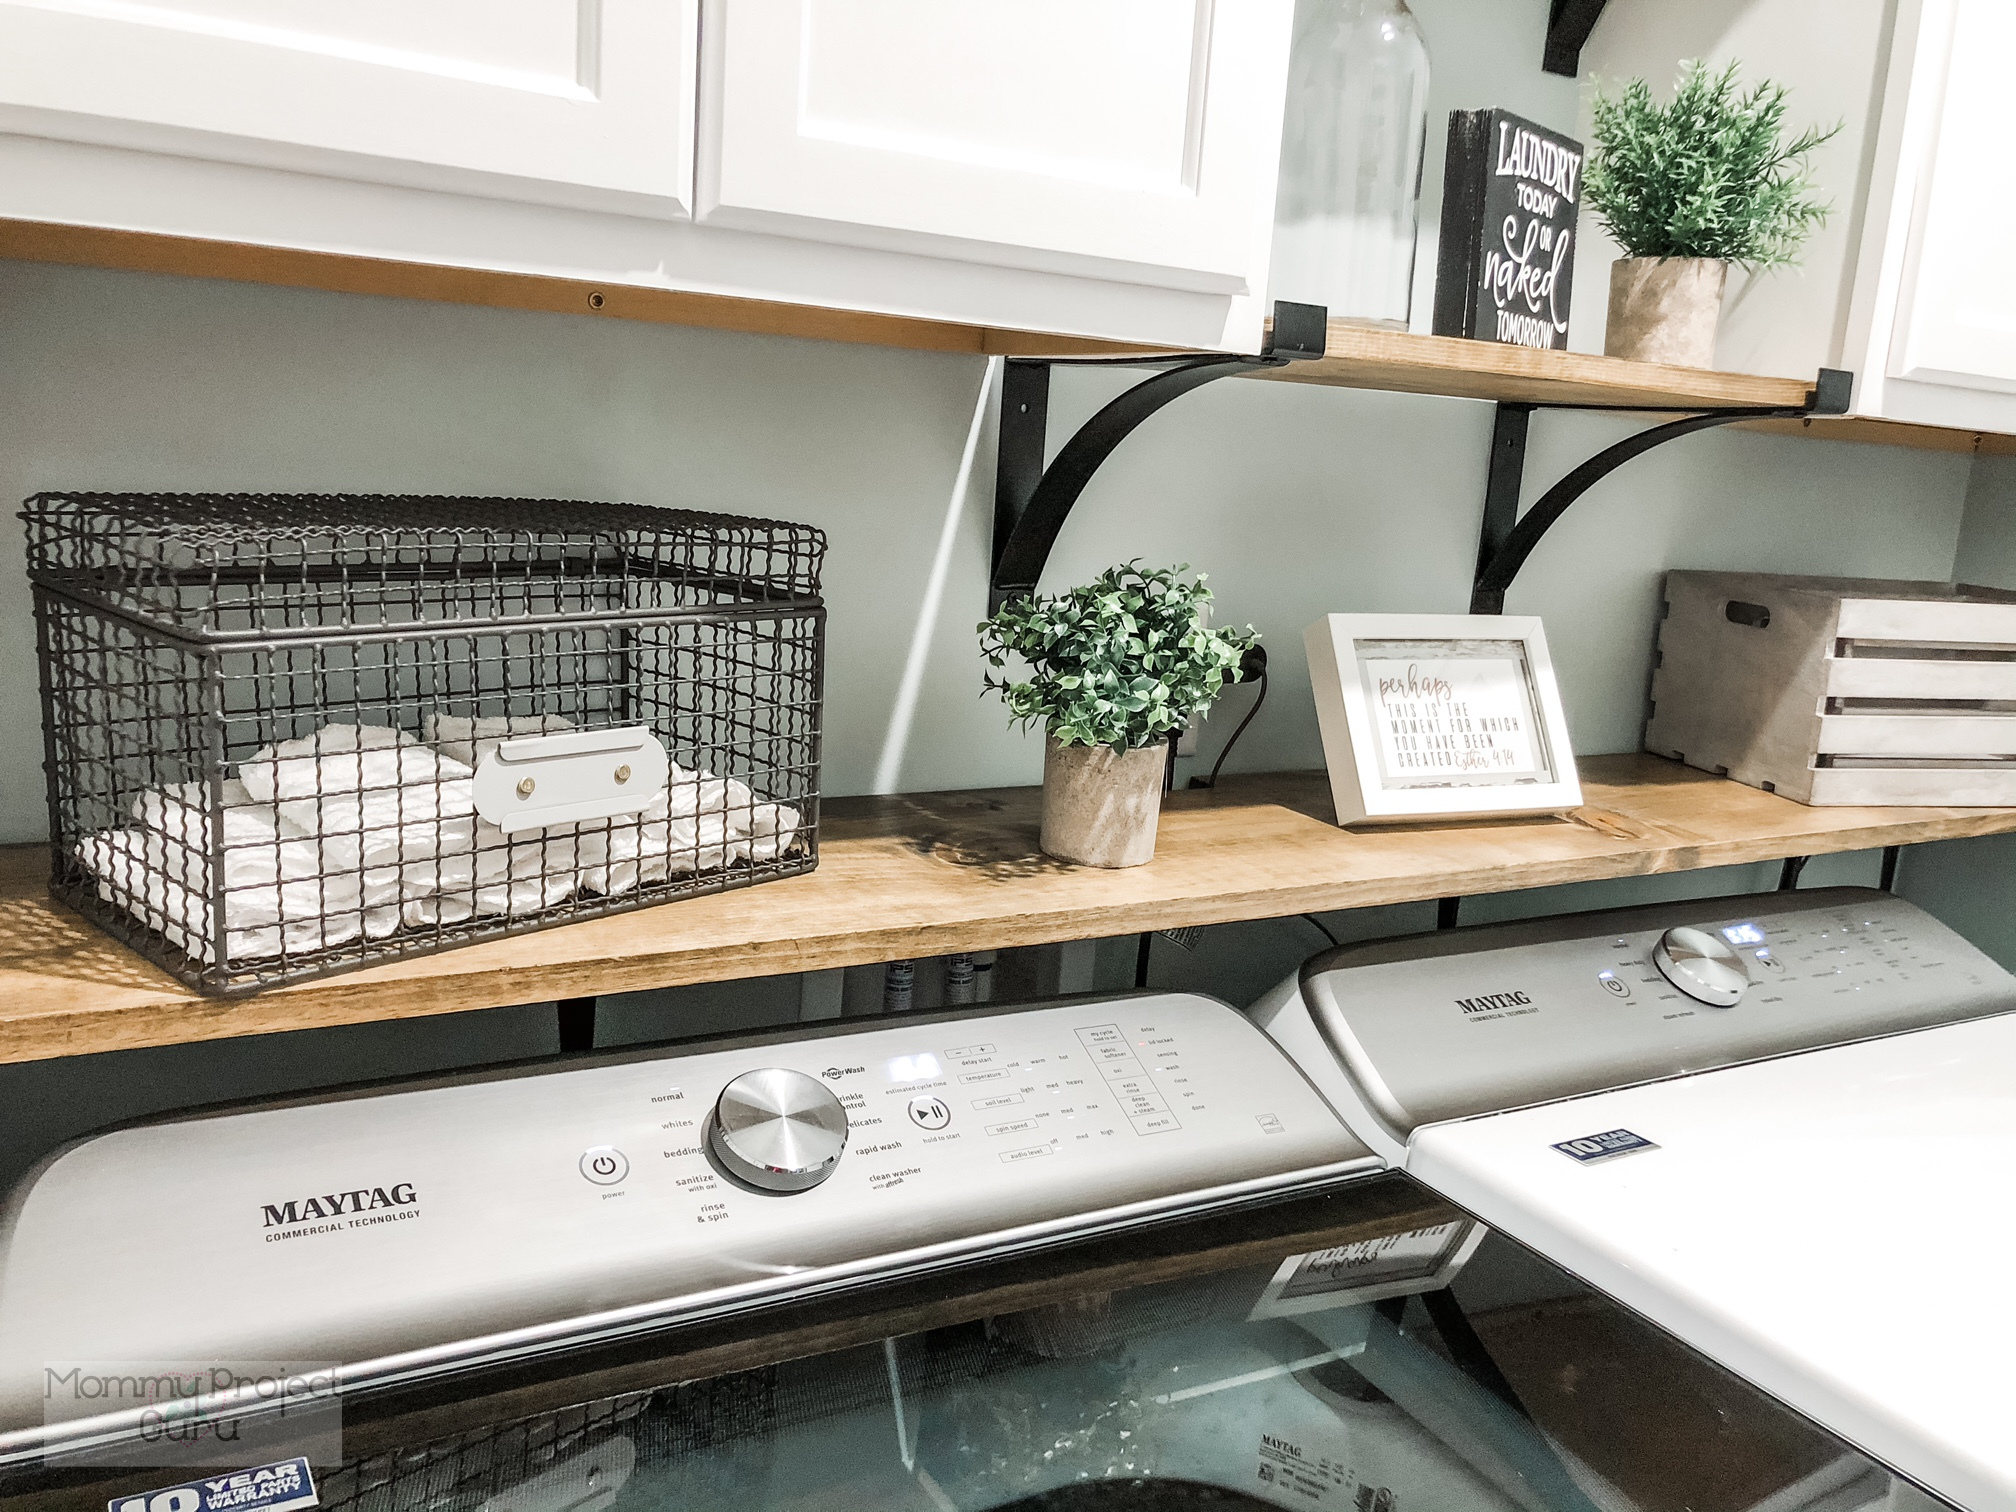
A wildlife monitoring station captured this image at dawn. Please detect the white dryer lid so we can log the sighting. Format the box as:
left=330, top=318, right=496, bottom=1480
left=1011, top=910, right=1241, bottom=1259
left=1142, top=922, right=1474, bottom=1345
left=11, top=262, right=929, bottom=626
left=1409, top=1012, right=2016, bottom=1512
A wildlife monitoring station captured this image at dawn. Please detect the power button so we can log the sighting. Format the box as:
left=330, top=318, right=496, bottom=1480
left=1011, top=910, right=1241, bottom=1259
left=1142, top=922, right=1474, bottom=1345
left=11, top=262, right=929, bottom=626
left=579, top=1146, right=629, bottom=1186
left=1598, top=971, right=1632, bottom=1000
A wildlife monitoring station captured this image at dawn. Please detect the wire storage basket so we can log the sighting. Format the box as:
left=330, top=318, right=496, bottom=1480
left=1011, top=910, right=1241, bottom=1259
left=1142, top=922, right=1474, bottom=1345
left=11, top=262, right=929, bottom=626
left=26, top=492, right=826, bottom=995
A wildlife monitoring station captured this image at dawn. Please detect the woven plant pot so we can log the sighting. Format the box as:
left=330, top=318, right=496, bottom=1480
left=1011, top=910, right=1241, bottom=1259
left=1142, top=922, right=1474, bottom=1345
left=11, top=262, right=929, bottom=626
left=1604, top=257, right=1728, bottom=368
left=1040, top=733, right=1164, bottom=868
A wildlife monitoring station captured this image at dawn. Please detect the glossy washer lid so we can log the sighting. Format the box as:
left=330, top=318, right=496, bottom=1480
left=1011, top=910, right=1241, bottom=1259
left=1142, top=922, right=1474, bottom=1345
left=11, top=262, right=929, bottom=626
left=1296, top=888, right=2014, bottom=1144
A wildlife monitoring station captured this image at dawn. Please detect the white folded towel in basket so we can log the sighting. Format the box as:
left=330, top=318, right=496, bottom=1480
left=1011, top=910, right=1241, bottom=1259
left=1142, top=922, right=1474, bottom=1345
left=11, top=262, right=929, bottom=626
left=576, top=784, right=801, bottom=896
left=80, top=718, right=804, bottom=964
left=238, top=722, right=456, bottom=806
left=240, top=723, right=478, bottom=878
left=402, top=819, right=603, bottom=926
left=80, top=779, right=401, bottom=963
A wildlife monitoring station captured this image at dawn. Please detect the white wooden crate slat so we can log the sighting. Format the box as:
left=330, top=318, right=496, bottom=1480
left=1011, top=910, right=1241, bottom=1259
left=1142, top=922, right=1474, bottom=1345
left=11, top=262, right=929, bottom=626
left=1808, top=768, right=2016, bottom=806
left=1825, top=658, right=2016, bottom=700
left=1817, top=713, right=2016, bottom=755
left=1835, top=597, right=2016, bottom=643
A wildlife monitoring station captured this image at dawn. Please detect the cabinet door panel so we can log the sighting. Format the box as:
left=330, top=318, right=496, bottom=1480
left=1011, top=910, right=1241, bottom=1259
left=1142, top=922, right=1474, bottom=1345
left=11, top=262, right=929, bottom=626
left=0, top=0, right=698, bottom=215
left=1891, top=0, right=2016, bottom=391
left=698, top=0, right=1293, bottom=293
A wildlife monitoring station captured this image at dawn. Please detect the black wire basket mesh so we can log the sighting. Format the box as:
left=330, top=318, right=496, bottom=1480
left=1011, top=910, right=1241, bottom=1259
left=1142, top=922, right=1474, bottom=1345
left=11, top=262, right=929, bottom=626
left=26, top=492, right=826, bottom=994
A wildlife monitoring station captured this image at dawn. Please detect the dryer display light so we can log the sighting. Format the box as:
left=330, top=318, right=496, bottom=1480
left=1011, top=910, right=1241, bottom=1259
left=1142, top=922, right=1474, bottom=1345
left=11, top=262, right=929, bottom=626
left=1720, top=922, right=1768, bottom=946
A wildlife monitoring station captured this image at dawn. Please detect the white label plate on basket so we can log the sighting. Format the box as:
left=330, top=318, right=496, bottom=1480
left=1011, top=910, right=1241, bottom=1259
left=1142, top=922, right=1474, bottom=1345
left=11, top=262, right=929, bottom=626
left=473, top=726, right=671, bottom=834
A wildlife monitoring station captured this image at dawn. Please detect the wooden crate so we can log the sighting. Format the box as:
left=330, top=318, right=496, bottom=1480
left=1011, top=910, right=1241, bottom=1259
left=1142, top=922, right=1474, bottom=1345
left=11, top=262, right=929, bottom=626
left=1646, top=571, right=2016, bottom=805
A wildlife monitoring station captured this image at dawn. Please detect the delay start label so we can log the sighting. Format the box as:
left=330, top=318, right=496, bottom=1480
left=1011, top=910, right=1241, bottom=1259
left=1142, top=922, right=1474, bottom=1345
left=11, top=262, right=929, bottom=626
left=110, top=1458, right=317, bottom=1512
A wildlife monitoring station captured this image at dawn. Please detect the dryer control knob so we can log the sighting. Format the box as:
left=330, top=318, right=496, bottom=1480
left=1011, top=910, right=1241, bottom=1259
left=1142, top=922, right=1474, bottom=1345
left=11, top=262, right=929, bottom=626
left=1652, top=926, right=1750, bottom=1007
left=707, top=1068, right=849, bottom=1193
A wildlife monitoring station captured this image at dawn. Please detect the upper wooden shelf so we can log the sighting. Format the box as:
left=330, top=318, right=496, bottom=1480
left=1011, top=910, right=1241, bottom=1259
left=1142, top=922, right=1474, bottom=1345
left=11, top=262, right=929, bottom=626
left=4, top=753, right=2014, bottom=1066
left=0, top=219, right=1160, bottom=361
left=1245, top=320, right=2015, bottom=456
left=1250, top=321, right=1817, bottom=410
left=4, top=220, right=2010, bottom=454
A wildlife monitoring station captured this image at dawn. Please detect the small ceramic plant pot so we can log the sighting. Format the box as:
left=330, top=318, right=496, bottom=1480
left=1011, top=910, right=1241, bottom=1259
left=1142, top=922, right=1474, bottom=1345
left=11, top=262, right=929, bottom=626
left=1040, top=733, right=1164, bottom=868
left=1604, top=257, right=1729, bottom=368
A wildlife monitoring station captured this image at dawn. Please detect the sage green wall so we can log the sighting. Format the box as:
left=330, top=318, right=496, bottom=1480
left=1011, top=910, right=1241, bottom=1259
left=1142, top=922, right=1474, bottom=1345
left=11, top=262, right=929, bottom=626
left=1896, top=455, right=2016, bottom=968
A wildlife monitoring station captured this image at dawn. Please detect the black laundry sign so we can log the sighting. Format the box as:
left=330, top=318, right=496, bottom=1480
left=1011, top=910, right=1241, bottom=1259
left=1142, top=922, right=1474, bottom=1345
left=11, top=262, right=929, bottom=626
left=1433, top=109, right=1583, bottom=350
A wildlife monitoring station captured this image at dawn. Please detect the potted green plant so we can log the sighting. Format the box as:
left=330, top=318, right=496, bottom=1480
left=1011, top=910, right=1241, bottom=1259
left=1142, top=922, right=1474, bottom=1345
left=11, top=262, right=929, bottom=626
left=1585, top=59, right=1838, bottom=368
left=979, top=563, right=1257, bottom=868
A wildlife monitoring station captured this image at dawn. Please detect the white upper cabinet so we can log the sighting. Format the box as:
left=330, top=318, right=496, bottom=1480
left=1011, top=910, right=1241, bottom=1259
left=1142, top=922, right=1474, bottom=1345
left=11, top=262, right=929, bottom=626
left=0, top=0, right=700, bottom=214
left=1882, top=0, right=2016, bottom=397
left=697, top=0, right=1292, bottom=295
left=0, top=0, right=1294, bottom=347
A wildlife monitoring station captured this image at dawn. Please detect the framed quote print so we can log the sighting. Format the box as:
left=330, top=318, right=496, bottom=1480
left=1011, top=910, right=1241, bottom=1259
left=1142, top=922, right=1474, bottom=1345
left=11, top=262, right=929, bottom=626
left=1304, top=613, right=1582, bottom=826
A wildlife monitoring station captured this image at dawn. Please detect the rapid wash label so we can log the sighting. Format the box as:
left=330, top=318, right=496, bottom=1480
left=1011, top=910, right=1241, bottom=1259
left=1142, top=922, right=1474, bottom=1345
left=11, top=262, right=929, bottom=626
left=109, top=1456, right=317, bottom=1512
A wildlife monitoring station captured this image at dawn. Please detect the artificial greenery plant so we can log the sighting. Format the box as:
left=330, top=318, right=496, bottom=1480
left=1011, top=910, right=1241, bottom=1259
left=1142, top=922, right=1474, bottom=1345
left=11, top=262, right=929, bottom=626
left=1585, top=59, right=1840, bottom=271
left=978, top=563, right=1257, bottom=753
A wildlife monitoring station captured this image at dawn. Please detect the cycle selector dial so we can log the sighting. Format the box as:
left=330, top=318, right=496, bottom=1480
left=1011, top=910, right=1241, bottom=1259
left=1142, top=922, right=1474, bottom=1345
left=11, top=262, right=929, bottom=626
left=1652, top=926, right=1750, bottom=1007
left=707, top=1068, right=850, bottom=1192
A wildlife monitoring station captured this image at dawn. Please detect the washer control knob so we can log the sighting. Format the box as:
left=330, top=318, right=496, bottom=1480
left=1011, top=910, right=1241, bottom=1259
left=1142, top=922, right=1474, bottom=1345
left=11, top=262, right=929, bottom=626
left=707, top=1068, right=849, bottom=1193
left=1653, top=926, right=1750, bottom=1007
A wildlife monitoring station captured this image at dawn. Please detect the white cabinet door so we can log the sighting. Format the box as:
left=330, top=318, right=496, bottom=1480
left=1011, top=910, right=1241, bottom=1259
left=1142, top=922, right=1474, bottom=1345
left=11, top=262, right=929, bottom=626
left=697, top=0, right=1294, bottom=294
left=0, top=0, right=698, bottom=216
left=1889, top=0, right=2016, bottom=393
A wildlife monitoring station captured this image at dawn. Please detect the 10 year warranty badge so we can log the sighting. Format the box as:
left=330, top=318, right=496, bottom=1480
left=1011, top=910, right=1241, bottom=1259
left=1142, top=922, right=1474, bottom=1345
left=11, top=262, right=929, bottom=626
left=1551, top=1128, right=1658, bottom=1164
left=110, top=1457, right=317, bottom=1512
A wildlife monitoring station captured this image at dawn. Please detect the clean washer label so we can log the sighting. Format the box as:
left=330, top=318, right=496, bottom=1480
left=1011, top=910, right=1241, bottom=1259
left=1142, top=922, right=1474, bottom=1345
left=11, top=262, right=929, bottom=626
left=110, top=1458, right=317, bottom=1512
left=1552, top=1128, right=1657, bottom=1163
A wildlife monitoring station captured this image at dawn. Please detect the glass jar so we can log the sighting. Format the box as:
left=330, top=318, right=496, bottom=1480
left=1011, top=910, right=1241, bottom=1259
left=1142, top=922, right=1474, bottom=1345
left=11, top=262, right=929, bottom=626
left=1270, top=0, right=1432, bottom=329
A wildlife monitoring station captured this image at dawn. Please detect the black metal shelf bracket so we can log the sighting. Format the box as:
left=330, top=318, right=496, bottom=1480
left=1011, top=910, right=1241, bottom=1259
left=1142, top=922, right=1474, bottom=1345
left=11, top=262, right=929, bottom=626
left=1468, top=367, right=1854, bottom=615
left=1543, top=0, right=1610, bottom=77
left=989, top=301, right=1329, bottom=614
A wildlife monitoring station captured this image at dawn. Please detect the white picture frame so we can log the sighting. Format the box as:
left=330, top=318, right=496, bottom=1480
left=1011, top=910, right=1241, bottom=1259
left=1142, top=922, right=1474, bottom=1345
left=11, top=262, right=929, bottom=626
left=1304, top=613, right=1582, bottom=826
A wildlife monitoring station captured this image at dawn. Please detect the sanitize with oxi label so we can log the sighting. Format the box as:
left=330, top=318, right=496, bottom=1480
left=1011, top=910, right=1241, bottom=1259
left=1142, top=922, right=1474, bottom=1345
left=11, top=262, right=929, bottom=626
left=110, top=1457, right=317, bottom=1512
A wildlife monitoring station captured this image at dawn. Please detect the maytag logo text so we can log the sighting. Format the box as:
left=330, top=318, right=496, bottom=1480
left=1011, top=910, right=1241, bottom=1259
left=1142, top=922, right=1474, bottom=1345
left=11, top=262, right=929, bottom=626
left=1454, top=991, right=1532, bottom=1015
left=260, top=1184, right=416, bottom=1230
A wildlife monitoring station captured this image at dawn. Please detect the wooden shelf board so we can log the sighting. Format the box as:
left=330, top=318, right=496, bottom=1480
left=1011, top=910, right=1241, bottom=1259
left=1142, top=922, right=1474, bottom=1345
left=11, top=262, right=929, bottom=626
left=1245, top=320, right=1817, bottom=410
left=9, top=221, right=2015, bottom=453
left=1249, top=324, right=2016, bottom=454
left=3, top=754, right=2013, bottom=1066
left=1737, top=413, right=2016, bottom=455
left=0, top=218, right=1170, bottom=362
